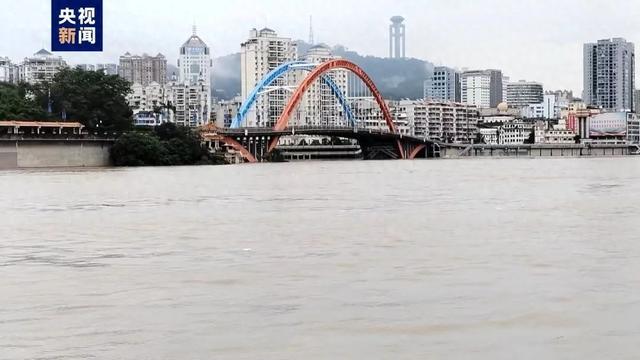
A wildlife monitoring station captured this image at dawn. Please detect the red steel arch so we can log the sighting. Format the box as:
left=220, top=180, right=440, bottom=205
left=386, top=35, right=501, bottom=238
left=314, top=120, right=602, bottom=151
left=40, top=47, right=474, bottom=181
left=268, top=59, right=404, bottom=158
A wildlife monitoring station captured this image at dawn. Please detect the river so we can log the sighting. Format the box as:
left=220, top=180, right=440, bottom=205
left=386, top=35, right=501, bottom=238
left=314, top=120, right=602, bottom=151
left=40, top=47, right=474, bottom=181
left=1, top=158, right=640, bottom=359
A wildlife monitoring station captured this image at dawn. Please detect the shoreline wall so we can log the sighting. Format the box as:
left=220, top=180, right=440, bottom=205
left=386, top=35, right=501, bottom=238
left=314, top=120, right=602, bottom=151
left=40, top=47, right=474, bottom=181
left=0, top=140, right=113, bottom=169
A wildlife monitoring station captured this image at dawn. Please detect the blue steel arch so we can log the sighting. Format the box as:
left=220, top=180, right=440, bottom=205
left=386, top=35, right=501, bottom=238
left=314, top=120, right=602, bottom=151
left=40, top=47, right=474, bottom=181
left=231, top=61, right=354, bottom=128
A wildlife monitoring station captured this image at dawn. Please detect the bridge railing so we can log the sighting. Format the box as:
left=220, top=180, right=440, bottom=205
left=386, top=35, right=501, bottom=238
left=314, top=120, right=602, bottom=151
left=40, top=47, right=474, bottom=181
left=206, top=125, right=448, bottom=147
left=214, top=125, right=397, bottom=135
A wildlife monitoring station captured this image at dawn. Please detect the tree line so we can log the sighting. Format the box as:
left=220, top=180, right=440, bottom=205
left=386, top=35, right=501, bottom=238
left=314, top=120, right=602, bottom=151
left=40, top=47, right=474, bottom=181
left=0, top=68, right=223, bottom=166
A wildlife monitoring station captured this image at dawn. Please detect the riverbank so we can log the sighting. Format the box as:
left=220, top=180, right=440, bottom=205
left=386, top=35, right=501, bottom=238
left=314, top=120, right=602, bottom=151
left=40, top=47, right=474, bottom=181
left=440, top=143, right=640, bottom=158
left=0, top=138, right=113, bottom=169
left=1, top=139, right=638, bottom=170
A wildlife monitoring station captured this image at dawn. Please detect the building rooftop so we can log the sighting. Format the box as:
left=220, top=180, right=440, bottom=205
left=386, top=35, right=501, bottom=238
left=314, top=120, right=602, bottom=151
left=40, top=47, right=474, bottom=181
left=34, top=49, right=53, bottom=56
left=0, top=120, right=84, bottom=128
left=181, top=34, right=208, bottom=49
left=309, top=44, right=330, bottom=50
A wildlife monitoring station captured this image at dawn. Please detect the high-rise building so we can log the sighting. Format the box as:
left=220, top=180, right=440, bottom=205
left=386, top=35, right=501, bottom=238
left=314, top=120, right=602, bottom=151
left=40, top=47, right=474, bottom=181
left=241, top=28, right=298, bottom=127
left=389, top=16, right=406, bottom=59
left=502, top=75, right=510, bottom=102
left=0, top=57, right=19, bottom=84
left=424, top=66, right=461, bottom=102
left=547, top=90, right=574, bottom=103
left=157, top=28, right=215, bottom=127
left=543, top=94, right=557, bottom=119
left=166, top=77, right=210, bottom=127
left=118, top=53, right=167, bottom=86
left=75, top=63, right=119, bottom=75
left=461, top=69, right=503, bottom=108
left=296, top=44, right=348, bottom=127
left=76, top=64, right=96, bottom=71
left=635, top=90, right=640, bottom=115
left=127, top=82, right=167, bottom=113
left=96, top=64, right=118, bottom=75
left=18, top=49, right=67, bottom=85
left=126, top=81, right=172, bottom=126
left=178, top=27, right=212, bottom=87
left=506, top=80, right=544, bottom=108
left=583, top=38, right=635, bottom=111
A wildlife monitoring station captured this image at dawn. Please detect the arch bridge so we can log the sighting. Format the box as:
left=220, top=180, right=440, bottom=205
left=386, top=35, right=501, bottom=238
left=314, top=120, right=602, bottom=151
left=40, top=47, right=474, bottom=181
left=205, top=59, right=440, bottom=162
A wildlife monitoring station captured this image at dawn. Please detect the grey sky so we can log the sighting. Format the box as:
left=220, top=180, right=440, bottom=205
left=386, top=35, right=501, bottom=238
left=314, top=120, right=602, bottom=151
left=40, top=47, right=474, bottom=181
left=2, top=0, right=639, bottom=94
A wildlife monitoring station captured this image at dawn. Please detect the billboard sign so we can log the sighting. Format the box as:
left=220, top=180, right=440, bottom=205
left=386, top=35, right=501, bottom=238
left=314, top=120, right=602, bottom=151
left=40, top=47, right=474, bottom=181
left=589, top=112, right=627, bottom=137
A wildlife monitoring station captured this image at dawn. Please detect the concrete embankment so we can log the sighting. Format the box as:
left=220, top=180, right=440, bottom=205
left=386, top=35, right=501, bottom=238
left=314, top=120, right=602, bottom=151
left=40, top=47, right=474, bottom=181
left=0, top=139, right=113, bottom=169
left=439, top=144, right=639, bottom=158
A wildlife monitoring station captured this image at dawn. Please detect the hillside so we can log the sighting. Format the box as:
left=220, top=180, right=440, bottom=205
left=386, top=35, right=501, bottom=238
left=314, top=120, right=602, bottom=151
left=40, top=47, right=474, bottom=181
left=174, top=42, right=433, bottom=101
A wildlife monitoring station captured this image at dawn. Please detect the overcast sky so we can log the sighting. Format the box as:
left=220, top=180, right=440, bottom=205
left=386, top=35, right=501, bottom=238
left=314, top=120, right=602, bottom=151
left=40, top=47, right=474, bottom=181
left=2, top=0, right=639, bottom=94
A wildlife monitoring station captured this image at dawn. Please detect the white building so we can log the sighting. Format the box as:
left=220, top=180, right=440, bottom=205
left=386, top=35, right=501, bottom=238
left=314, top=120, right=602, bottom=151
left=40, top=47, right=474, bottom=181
left=166, top=78, right=210, bottom=128
left=533, top=121, right=576, bottom=144
left=478, top=128, right=499, bottom=144
left=351, top=98, right=387, bottom=130
left=544, top=129, right=576, bottom=144
left=394, top=100, right=479, bottom=143
left=241, top=28, right=298, bottom=127
left=126, top=82, right=173, bottom=125
left=502, top=75, right=510, bottom=103
left=76, top=63, right=118, bottom=75
left=0, top=57, right=19, bottom=84
left=127, top=82, right=167, bottom=111
left=499, top=121, right=533, bottom=145
left=461, top=69, right=503, bottom=108
left=521, top=103, right=545, bottom=119
left=627, top=113, right=640, bottom=144
left=133, top=112, right=165, bottom=127
left=178, top=27, right=213, bottom=87
left=214, top=96, right=243, bottom=128
left=173, top=28, right=213, bottom=126
left=425, top=102, right=478, bottom=143
left=543, top=94, right=557, bottom=119
left=19, top=49, right=67, bottom=85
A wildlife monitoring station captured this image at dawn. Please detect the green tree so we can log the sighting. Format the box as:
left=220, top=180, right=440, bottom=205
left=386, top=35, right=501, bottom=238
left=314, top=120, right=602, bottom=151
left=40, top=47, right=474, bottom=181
left=30, top=68, right=133, bottom=131
left=0, top=83, right=46, bottom=120
left=154, top=122, right=184, bottom=141
left=110, top=132, right=167, bottom=166
left=474, top=132, right=486, bottom=144
left=111, top=124, right=225, bottom=167
left=155, top=123, right=208, bottom=163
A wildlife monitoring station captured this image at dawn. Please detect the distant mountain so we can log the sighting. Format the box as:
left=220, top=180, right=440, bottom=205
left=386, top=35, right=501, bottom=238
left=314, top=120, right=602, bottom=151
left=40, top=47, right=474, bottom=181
left=329, top=45, right=433, bottom=100
left=166, top=59, right=241, bottom=100
left=212, top=53, right=241, bottom=100
left=167, top=63, right=178, bottom=79
left=296, top=41, right=433, bottom=100
left=185, top=42, right=433, bottom=101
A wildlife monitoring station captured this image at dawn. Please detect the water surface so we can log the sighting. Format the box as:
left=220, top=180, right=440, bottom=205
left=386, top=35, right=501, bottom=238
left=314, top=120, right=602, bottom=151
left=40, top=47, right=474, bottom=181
left=1, top=158, right=640, bottom=359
